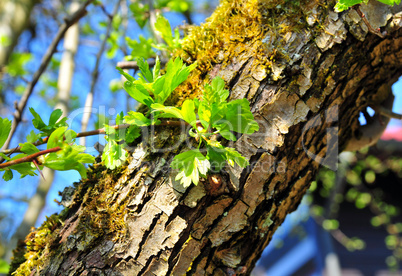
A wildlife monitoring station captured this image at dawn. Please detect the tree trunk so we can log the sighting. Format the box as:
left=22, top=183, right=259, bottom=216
left=0, top=0, right=37, bottom=69
left=9, top=0, right=402, bottom=275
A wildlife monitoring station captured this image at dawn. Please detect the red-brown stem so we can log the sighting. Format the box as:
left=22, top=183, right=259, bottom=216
left=352, top=4, right=385, bottom=38
left=0, top=147, right=61, bottom=169
left=1, top=120, right=191, bottom=156
left=32, top=159, right=45, bottom=180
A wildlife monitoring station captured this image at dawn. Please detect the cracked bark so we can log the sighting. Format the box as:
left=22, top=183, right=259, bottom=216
left=10, top=1, right=402, bottom=275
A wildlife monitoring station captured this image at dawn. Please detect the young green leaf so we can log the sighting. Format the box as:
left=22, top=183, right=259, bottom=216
left=48, top=109, right=63, bottom=126
left=334, top=0, right=366, bottom=12
left=204, top=76, right=229, bottom=104
left=126, top=35, right=155, bottom=60
left=102, top=141, right=128, bottom=170
left=224, top=147, right=249, bottom=168
left=19, top=142, right=40, bottom=155
left=0, top=117, right=11, bottom=149
left=129, top=2, right=149, bottom=28
left=122, top=80, right=154, bottom=107
left=125, top=125, right=141, bottom=143
left=171, top=149, right=210, bottom=187
left=124, top=111, right=151, bottom=126
left=180, top=100, right=197, bottom=127
left=151, top=103, right=184, bottom=120
left=154, top=15, right=174, bottom=47
left=137, top=57, right=153, bottom=83
left=152, top=56, right=161, bottom=80
left=29, top=108, right=68, bottom=136
left=43, top=143, right=95, bottom=178
left=47, top=127, right=68, bottom=149
left=29, top=107, right=47, bottom=131
left=26, top=130, right=40, bottom=143
left=116, top=67, right=136, bottom=82
left=206, top=145, right=227, bottom=171
left=7, top=153, right=37, bottom=178
left=220, top=99, right=259, bottom=134
left=153, top=58, right=197, bottom=104
left=206, top=143, right=249, bottom=171
left=2, top=169, right=13, bottom=181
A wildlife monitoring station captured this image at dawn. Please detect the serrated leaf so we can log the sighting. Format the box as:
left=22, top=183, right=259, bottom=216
left=137, top=57, right=153, bottom=82
left=102, top=141, right=128, bottom=170
left=8, top=154, right=37, bottom=178
left=49, top=109, right=63, bottom=126
left=154, top=58, right=197, bottom=104
left=29, top=107, right=47, bottom=130
left=126, top=36, right=155, bottom=60
left=154, top=15, right=174, bottom=47
left=334, top=0, right=363, bottom=12
left=171, top=149, right=210, bottom=187
left=43, top=144, right=94, bottom=179
left=204, top=77, right=229, bottom=104
left=151, top=103, right=184, bottom=120
left=206, top=145, right=227, bottom=171
left=26, top=130, right=40, bottom=143
left=19, top=142, right=40, bottom=155
left=47, top=127, right=68, bottom=149
left=2, top=170, right=13, bottom=181
left=222, top=99, right=259, bottom=134
left=116, top=67, right=136, bottom=82
left=0, top=117, right=11, bottom=149
left=124, top=111, right=151, bottom=126
left=116, top=112, right=125, bottom=125
left=122, top=80, right=154, bottom=107
left=126, top=125, right=141, bottom=143
left=224, top=147, right=249, bottom=168
left=153, top=56, right=161, bottom=80
left=181, top=100, right=196, bottom=127
left=129, top=2, right=149, bottom=28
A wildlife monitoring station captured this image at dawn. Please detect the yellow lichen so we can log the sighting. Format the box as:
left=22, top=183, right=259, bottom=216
left=169, top=0, right=314, bottom=105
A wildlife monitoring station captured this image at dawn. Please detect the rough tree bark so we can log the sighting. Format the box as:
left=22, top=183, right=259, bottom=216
left=9, top=0, right=402, bottom=275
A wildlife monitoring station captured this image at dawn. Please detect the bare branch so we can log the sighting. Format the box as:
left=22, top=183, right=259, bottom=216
left=116, top=60, right=156, bottom=70
left=1, top=0, right=94, bottom=153
left=80, top=0, right=122, bottom=147
left=352, top=4, right=386, bottom=38
left=372, top=105, right=402, bottom=120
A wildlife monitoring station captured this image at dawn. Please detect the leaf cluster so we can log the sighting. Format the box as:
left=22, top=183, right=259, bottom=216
left=0, top=110, right=95, bottom=181
left=335, top=0, right=401, bottom=12
left=125, top=13, right=184, bottom=60
left=115, top=58, right=259, bottom=187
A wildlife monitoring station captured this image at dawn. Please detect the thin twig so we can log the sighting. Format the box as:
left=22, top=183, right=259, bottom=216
left=0, top=119, right=191, bottom=168
left=80, top=0, right=122, bottom=147
left=1, top=0, right=94, bottom=153
left=0, top=147, right=61, bottom=169
left=352, top=5, right=385, bottom=38
left=1, top=119, right=189, bottom=154
left=372, top=105, right=402, bottom=120
left=116, top=60, right=156, bottom=70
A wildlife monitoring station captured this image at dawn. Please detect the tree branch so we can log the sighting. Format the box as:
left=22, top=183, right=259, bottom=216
left=1, top=0, right=94, bottom=153
left=80, top=0, right=122, bottom=147
left=372, top=105, right=402, bottom=120
left=1, top=119, right=189, bottom=155
left=116, top=60, right=156, bottom=70
left=0, top=147, right=61, bottom=169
